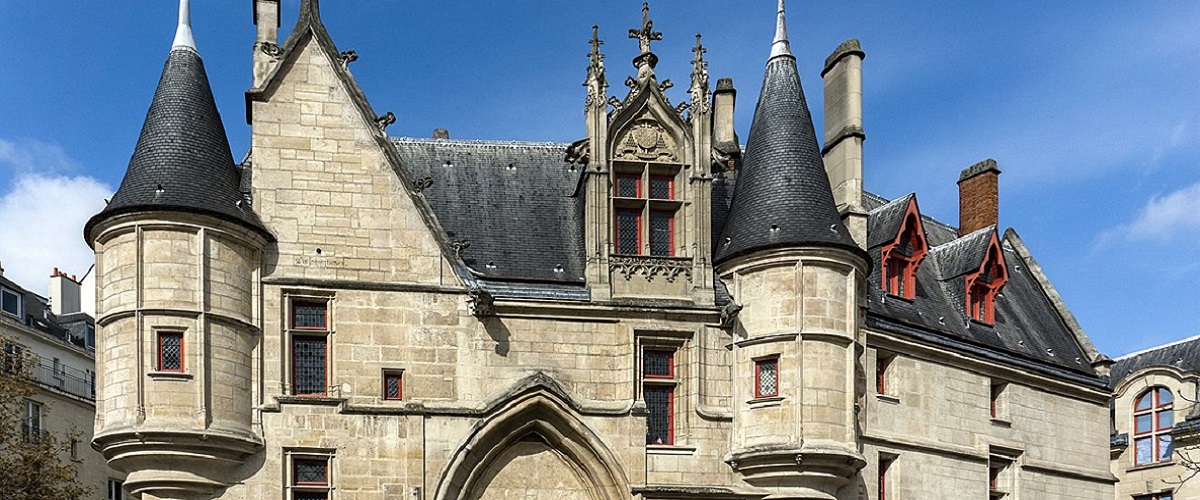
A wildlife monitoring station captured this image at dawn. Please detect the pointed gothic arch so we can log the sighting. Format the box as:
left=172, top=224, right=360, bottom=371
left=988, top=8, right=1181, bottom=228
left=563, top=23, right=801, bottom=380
left=434, top=380, right=630, bottom=500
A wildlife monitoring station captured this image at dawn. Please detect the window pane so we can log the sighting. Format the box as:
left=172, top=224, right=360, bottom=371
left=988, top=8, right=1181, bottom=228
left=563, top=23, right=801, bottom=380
left=1136, top=414, right=1153, bottom=434
left=616, top=175, right=640, bottom=198
left=649, top=211, right=672, bottom=256
left=293, top=337, right=327, bottom=395
left=1, top=289, right=18, bottom=316
left=757, top=359, right=778, bottom=397
left=644, top=385, right=672, bottom=445
left=649, top=176, right=672, bottom=200
left=1135, top=437, right=1153, bottom=465
left=384, top=373, right=402, bottom=400
left=616, top=210, right=640, bottom=254
left=1136, top=391, right=1153, bottom=411
left=294, top=493, right=329, bottom=500
left=1159, top=409, right=1174, bottom=430
left=1158, top=388, right=1173, bottom=405
left=1159, top=434, right=1173, bottom=461
left=293, top=302, right=327, bottom=329
left=643, top=350, right=672, bottom=378
left=294, top=459, right=328, bottom=485
left=159, top=333, right=182, bottom=371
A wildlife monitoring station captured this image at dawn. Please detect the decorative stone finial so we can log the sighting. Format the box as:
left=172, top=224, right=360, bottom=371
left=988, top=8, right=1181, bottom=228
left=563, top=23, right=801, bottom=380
left=584, top=25, right=609, bottom=110
left=769, top=0, right=793, bottom=60
left=628, top=2, right=662, bottom=69
left=172, top=0, right=197, bottom=53
left=690, top=33, right=710, bottom=113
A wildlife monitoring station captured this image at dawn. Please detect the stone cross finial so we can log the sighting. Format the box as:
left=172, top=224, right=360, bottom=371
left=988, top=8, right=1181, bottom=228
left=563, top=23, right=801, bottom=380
left=691, top=33, right=708, bottom=78
left=628, top=2, right=662, bottom=55
left=689, top=33, right=710, bottom=112
left=584, top=25, right=608, bottom=110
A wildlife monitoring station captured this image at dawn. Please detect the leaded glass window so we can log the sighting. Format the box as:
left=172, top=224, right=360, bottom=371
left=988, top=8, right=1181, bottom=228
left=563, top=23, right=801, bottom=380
left=643, top=350, right=673, bottom=378
left=616, top=210, right=641, bottom=255
left=645, top=385, right=673, bottom=445
left=649, top=176, right=673, bottom=200
left=158, top=332, right=183, bottom=372
left=383, top=370, right=403, bottom=400
left=616, top=175, right=640, bottom=198
left=756, top=358, right=778, bottom=398
left=649, top=211, right=673, bottom=256
left=292, top=336, right=327, bottom=396
left=292, top=302, right=327, bottom=330
left=291, top=456, right=331, bottom=500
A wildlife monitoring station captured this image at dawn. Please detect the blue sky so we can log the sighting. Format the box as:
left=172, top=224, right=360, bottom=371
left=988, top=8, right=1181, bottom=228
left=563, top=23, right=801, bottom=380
left=0, top=1, right=1197, bottom=357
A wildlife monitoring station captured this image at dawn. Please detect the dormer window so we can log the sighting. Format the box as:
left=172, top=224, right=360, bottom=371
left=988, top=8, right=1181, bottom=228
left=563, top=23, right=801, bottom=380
left=965, top=233, right=1008, bottom=324
left=880, top=199, right=928, bottom=299
left=1, top=287, right=21, bottom=318
left=613, top=164, right=680, bottom=257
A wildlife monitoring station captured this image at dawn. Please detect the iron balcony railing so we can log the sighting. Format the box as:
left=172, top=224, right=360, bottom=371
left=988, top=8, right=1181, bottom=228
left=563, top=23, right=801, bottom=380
left=25, top=360, right=95, bottom=401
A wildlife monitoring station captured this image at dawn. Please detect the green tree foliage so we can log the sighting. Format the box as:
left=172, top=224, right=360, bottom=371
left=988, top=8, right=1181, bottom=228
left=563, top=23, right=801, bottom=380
left=0, top=337, right=93, bottom=500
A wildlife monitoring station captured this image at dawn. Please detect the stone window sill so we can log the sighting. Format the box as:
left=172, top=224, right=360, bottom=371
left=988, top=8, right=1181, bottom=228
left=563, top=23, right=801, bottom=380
left=148, top=371, right=192, bottom=381
left=876, top=394, right=900, bottom=405
left=647, top=445, right=696, bottom=456
left=990, top=417, right=1011, bottom=427
left=1126, top=460, right=1175, bottom=473
left=748, top=396, right=785, bottom=408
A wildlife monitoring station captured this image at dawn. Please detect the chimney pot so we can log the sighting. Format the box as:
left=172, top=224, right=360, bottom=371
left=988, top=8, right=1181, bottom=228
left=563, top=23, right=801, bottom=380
left=957, top=159, right=1001, bottom=236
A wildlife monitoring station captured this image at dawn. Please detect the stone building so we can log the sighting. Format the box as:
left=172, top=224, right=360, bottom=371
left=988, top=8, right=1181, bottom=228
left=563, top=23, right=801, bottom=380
left=1109, top=337, right=1200, bottom=500
left=0, top=263, right=126, bottom=497
left=84, top=1, right=1116, bottom=498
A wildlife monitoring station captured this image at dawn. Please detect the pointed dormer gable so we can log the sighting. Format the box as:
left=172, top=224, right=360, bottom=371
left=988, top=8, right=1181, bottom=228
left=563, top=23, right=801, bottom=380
left=932, top=226, right=1007, bottom=324
left=868, top=194, right=929, bottom=299
left=85, top=0, right=269, bottom=243
left=713, top=0, right=861, bottom=265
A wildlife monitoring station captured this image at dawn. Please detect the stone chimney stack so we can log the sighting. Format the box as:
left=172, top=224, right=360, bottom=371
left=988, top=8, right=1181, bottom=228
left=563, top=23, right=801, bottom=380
left=433, top=128, right=450, bottom=140
left=958, top=158, right=1001, bottom=236
left=49, top=267, right=81, bottom=316
left=252, top=0, right=280, bottom=87
left=821, top=39, right=867, bottom=248
left=711, top=77, right=739, bottom=164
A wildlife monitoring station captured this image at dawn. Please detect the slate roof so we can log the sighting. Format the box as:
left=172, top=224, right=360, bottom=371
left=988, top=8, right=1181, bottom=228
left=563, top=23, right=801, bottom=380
left=1109, top=335, right=1200, bottom=387
left=391, top=138, right=585, bottom=285
left=0, top=275, right=93, bottom=350
left=713, top=43, right=861, bottom=264
left=85, top=47, right=268, bottom=242
left=865, top=193, right=914, bottom=249
left=864, top=199, right=1098, bottom=378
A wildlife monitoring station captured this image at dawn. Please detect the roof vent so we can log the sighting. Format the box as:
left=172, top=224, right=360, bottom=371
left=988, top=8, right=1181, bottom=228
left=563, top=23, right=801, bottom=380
left=155, top=184, right=165, bottom=195
left=486, top=261, right=497, bottom=269
left=443, top=160, right=453, bottom=167
left=1046, top=348, right=1055, bottom=356
left=553, top=265, right=564, bottom=273
left=505, top=163, right=516, bottom=171
left=769, top=225, right=780, bottom=233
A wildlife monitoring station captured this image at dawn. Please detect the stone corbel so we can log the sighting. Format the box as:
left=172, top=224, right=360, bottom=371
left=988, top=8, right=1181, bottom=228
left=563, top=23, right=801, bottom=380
left=258, top=42, right=282, bottom=59
left=720, top=300, right=743, bottom=329
left=467, top=286, right=495, bottom=317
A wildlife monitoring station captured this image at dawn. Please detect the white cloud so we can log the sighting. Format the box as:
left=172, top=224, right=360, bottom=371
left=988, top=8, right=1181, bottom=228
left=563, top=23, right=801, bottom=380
left=0, top=138, right=80, bottom=176
left=1099, top=181, right=1200, bottom=246
left=0, top=173, right=112, bottom=309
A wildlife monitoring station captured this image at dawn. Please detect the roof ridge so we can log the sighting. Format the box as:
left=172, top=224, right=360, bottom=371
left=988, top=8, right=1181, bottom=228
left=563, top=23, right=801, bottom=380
left=391, top=137, right=570, bottom=148
left=930, top=224, right=993, bottom=252
left=1114, top=333, right=1200, bottom=360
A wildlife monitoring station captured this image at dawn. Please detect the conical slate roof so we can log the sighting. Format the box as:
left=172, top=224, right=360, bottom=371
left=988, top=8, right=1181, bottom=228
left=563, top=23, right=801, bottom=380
left=713, top=2, right=858, bottom=264
left=85, top=11, right=268, bottom=241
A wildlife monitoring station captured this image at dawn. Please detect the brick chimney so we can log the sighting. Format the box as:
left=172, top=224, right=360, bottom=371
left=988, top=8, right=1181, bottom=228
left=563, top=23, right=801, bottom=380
left=957, top=159, right=1001, bottom=236
left=49, top=267, right=82, bottom=316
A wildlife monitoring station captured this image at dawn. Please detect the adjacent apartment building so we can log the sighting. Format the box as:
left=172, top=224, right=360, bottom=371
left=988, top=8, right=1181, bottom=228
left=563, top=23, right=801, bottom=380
left=84, top=1, right=1117, bottom=498
left=1, top=263, right=126, bottom=498
left=1109, top=336, right=1200, bottom=500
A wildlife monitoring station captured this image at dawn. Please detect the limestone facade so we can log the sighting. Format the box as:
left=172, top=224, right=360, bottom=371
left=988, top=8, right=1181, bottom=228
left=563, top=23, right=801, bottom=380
left=86, top=1, right=1117, bottom=499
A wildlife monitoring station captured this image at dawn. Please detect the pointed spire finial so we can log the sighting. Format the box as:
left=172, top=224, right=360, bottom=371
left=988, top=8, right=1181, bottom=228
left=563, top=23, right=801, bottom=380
left=628, top=2, right=663, bottom=57
left=172, top=0, right=197, bottom=53
left=769, top=0, right=793, bottom=60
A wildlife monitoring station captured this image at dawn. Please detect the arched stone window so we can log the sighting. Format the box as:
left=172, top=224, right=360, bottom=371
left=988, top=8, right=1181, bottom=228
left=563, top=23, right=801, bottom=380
left=1133, top=386, right=1174, bottom=466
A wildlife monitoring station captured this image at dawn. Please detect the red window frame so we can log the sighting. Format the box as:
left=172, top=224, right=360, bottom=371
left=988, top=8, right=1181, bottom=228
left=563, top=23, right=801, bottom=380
left=614, top=209, right=642, bottom=255
left=649, top=175, right=674, bottom=200
left=876, top=353, right=893, bottom=395
left=878, top=456, right=893, bottom=499
left=964, top=233, right=1008, bottom=325
left=880, top=202, right=927, bottom=299
left=615, top=174, right=642, bottom=198
left=643, top=350, right=674, bottom=379
left=156, top=331, right=184, bottom=372
left=642, top=348, right=676, bottom=445
left=643, top=384, right=675, bottom=446
left=990, top=382, right=1005, bottom=419
left=291, top=335, right=328, bottom=397
left=1133, top=387, right=1174, bottom=466
left=649, top=210, right=675, bottom=257
left=383, top=370, right=403, bottom=401
left=754, top=357, right=779, bottom=398
left=291, top=300, right=328, bottom=330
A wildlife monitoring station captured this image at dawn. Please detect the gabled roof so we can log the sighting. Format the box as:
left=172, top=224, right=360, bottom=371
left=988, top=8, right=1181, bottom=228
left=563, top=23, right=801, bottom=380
left=1110, top=335, right=1200, bottom=387
left=85, top=46, right=268, bottom=242
left=713, top=3, right=860, bottom=265
left=866, top=193, right=916, bottom=249
left=931, top=226, right=996, bottom=279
